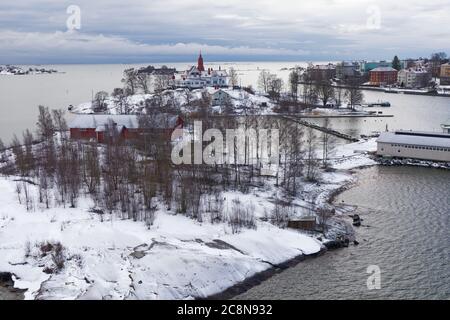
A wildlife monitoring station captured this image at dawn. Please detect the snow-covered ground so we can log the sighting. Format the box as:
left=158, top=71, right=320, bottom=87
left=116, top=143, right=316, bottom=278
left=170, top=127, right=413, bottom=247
left=330, top=139, right=377, bottom=170
left=72, top=88, right=275, bottom=115
left=0, top=138, right=377, bottom=300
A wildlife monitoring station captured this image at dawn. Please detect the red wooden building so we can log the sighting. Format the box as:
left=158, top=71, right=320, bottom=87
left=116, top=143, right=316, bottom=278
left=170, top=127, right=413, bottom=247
left=69, top=114, right=184, bottom=143
left=369, top=67, right=398, bottom=86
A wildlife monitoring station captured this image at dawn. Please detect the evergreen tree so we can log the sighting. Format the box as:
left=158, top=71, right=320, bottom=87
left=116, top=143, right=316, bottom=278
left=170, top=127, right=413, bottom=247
left=392, top=55, right=401, bottom=71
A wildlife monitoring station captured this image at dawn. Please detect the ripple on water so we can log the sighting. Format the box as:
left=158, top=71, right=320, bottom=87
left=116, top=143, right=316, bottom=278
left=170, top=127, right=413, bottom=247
left=236, top=166, right=450, bottom=300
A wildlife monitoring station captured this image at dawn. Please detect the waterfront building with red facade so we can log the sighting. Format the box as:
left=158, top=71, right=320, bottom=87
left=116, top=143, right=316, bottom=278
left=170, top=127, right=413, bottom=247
left=369, top=67, right=398, bottom=86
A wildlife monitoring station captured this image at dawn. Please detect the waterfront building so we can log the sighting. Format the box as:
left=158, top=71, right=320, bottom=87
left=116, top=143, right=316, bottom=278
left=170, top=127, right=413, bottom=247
left=336, top=61, right=361, bottom=80
left=173, top=53, right=228, bottom=89
left=361, top=61, right=392, bottom=73
left=210, top=88, right=271, bottom=110
left=376, top=131, right=450, bottom=162
left=401, top=59, right=418, bottom=69
left=306, top=63, right=336, bottom=81
left=369, top=67, right=398, bottom=86
left=440, top=63, right=450, bottom=85
left=397, top=68, right=432, bottom=88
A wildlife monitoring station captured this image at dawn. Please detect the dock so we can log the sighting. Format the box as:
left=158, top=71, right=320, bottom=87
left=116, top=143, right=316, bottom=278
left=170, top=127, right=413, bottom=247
left=209, top=112, right=393, bottom=142
left=286, top=113, right=393, bottom=119
left=280, top=115, right=360, bottom=142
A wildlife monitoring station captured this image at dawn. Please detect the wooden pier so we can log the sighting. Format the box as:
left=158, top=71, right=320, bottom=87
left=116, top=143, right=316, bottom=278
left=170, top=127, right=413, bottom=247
left=280, top=115, right=360, bottom=142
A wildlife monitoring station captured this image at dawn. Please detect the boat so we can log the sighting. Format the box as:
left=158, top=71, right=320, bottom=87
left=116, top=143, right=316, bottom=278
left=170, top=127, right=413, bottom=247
left=367, top=101, right=391, bottom=107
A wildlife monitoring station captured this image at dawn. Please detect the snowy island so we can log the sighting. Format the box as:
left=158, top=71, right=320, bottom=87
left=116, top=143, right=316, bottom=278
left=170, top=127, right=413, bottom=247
left=0, top=65, right=59, bottom=76
left=0, top=60, right=380, bottom=300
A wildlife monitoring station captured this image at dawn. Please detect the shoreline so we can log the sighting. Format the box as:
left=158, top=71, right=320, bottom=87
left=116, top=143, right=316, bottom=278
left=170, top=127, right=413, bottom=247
left=205, top=248, right=327, bottom=300
left=0, top=273, right=26, bottom=300
left=0, top=139, right=377, bottom=300
left=205, top=163, right=378, bottom=301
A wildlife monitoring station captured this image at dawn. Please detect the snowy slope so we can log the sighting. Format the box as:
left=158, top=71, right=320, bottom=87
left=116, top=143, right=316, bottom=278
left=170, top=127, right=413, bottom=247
left=0, top=177, right=321, bottom=300
left=71, top=88, right=274, bottom=115
left=0, top=138, right=377, bottom=300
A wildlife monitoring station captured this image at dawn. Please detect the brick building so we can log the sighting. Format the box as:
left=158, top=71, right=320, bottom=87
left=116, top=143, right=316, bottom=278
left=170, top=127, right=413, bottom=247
left=369, top=67, right=398, bottom=86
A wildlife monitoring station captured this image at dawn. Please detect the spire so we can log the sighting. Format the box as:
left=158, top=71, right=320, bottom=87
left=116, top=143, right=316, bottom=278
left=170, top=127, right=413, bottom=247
left=197, top=51, right=205, bottom=72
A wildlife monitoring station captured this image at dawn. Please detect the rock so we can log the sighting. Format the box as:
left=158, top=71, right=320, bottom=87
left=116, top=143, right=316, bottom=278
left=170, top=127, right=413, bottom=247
left=353, top=240, right=359, bottom=246
left=343, top=238, right=350, bottom=247
left=43, top=267, right=54, bottom=274
left=352, top=214, right=362, bottom=227
left=0, top=272, right=14, bottom=286
left=130, top=251, right=146, bottom=259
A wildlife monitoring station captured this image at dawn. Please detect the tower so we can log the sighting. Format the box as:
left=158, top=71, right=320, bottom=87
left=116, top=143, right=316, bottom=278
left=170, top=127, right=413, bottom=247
left=197, top=52, right=205, bottom=72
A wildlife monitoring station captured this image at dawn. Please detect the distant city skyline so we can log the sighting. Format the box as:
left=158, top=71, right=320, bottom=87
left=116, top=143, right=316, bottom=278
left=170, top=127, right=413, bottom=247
left=1, top=0, right=449, bottom=64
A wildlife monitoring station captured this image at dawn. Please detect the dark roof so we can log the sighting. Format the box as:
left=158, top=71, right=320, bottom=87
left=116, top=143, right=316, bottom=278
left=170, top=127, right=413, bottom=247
left=69, top=114, right=180, bottom=130
left=377, top=130, right=450, bottom=148
left=370, top=67, right=397, bottom=72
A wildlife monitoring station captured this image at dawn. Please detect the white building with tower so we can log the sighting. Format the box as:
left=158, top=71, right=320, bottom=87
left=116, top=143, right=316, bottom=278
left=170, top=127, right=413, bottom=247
left=173, top=53, right=228, bottom=89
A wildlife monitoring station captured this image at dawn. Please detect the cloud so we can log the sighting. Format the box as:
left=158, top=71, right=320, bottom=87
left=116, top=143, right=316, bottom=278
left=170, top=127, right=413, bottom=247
left=0, top=30, right=310, bottom=63
left=0, top=0, right=449, bottom=63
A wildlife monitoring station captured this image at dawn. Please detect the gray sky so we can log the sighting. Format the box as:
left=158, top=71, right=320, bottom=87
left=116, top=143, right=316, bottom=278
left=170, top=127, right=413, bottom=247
left=1, top=0, right=449, bottom=64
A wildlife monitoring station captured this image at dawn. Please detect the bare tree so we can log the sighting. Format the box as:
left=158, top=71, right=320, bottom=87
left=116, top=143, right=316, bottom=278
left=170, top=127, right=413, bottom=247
left=182, top=89, right=194, bottom=108
left=315, top=80, right=335, bottom=107
left=122, top=68, right=138, bottom=95
left=22, top=181, right=33, bottom=211
left=285, top=123, right=304, bottom=195
left=0, top=138, right=6, bottom=163
left=153, top=75, right=171, bottom=93
left=257, top=70, right=271, bottom=93
left=304, top=127, right=319, bottom=182
left=112, top=88, right=130, bottom=114
left=52, top=109, right=68, bottom=133
left=321, top=118, right=334, bottom=168
left=334, top=86, right=345, bottom=108
left=136, top=73, right=151, bottom=94
left=36, top=105, right=54, bottom=141
left=301, top=70, right=317, bottom=106
left=11, top=135, right=26, bottom=176
left=267, top=76, right=284, bottom=102
left=92, top=91, right=109, bottom=112
left=23, top=129, right=35, bottom=174
left=81, top=142, right=101, bottom=194
left=345, top=79, right=364, bottom=110
left=317, top=207, right=333, bottom=232
left=288, top=67, right=301, bottom=101
left=228, top=67, right=239, bottom=87
left=38, top=167, right=51, bottom=209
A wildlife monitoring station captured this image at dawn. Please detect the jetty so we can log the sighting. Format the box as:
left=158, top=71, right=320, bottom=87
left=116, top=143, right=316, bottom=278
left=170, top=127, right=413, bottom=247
left=280, top=115, right=360, bottom=142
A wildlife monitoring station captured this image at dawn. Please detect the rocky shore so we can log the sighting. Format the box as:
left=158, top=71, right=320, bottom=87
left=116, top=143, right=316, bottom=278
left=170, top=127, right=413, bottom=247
left=0, top=272, right=26, bottom=300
